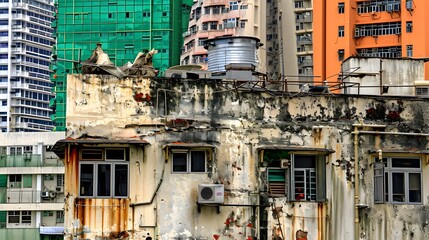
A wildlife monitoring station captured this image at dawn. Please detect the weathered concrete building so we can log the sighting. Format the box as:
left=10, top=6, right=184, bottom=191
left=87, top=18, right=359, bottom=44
left=53, top=74, right=429, bottom=240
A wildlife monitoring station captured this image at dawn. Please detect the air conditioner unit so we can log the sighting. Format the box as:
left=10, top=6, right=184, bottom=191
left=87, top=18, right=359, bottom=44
left=56, top=186, right=63, bottom=193
left=280, top=159, right=290, bottom=169
left=393, top=3, right=400, bottom=11
left=406, top=1, right=413, bottom=10
left=354, top=28, right=361, bottom=38
left=386, top=4, right=393, bottom=12
left=41, top=191, right=50, bottom=198
left=198, top=184, right=224, bottom=204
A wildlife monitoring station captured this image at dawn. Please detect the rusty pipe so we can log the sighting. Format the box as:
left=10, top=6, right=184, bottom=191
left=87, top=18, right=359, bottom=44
left=353, top=126, right=359, bottom=240
left=358, top=130, right=429, bottom=137
left=130, top=166, right=165, bottom=207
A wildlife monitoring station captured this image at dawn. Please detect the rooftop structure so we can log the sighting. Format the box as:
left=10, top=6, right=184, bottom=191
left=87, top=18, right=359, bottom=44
left=180, top=0, right=267, bottom=73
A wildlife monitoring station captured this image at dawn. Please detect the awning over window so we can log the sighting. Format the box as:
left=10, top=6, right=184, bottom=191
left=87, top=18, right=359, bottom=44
left=368, top=148, right=429, bottom=154
left=162, top=142, right=216, bottom=149
left=257, top=145, right=335, bottom=154
left=52, top=138, right=150, bottom=158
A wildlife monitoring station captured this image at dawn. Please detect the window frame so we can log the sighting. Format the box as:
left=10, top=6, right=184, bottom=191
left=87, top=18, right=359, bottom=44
left=338, top=2, right=345, bottom=14
left=78, top=148, right=129, bottom=198
left=407, top=45, right=413, bottom=57
left=338, top=26, right=345, bottom=37
left=406, top=21, right=412, bottom=33
left=171, top=149, right=208, bottom=174
left=265, top=152, right=326, bottom=202
left=374, top=157, right=422, bottom=204
left=8, top=211, right=31, bottom=225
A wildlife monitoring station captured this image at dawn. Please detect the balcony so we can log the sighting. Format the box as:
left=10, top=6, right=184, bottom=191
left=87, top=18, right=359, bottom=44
left=204, top=0, right=228, bottom=6
left=298, top=59, right=313, bottom=67
left=0, top=155, right=63, bottom=168
left=0, top=188, right=64, bottom=204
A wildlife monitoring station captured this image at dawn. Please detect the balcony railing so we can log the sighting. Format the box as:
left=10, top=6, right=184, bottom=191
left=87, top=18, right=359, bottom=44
left=0, top=155, right=63, bottom=167
left=0, top=188, right=64, bottom=204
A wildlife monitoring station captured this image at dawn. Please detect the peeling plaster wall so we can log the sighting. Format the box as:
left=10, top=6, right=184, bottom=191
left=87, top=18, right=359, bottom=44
left=63, top=74, right=429, bottom=240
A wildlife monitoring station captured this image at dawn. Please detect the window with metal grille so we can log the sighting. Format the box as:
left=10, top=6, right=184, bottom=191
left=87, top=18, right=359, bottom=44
left=264, top=150, right=326, bottom=201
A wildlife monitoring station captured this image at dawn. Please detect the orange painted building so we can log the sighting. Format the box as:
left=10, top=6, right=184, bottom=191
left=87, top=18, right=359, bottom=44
left=313, top=0, right=429, bottom=86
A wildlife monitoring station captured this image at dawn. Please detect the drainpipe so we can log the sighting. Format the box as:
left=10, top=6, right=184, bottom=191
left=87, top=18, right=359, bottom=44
left=353, top=125, right=359, bottom=240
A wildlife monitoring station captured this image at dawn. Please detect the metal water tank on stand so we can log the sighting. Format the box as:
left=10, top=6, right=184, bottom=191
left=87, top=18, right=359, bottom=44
left=204, top=36, right=261, bottom=73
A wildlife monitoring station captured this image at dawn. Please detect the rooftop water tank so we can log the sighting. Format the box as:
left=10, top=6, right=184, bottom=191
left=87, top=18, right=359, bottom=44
left=204, top=36, right=261, bottom=73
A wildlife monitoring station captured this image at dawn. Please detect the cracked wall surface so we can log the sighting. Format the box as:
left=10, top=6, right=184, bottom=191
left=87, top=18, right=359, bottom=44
left=62, top=74, right=429, bottom=240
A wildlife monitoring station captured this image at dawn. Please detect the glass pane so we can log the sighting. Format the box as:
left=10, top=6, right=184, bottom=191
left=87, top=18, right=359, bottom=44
left=80, top=164, right=94, bottom=196
left=97, top=164, right=111, bottom=197
left=114, top=164, right=128, bottom=197
left=391, top=158, right=420, bottom=168
left=392, top=172, right=404, bottom=202
left=172, top=153, right=187, bottom=172
left=409, top=173, right=421, bottom=203
left=81, top=149, right=103, bottom=160
left=106, top=149, right=125, bottom=161
left=384, top=172, right=389, bottom=202
left=8, top=216, right=19, bottom=223
left=190, top=151, right=205, bottom=172
left=294, top=155, right=316, bottom=168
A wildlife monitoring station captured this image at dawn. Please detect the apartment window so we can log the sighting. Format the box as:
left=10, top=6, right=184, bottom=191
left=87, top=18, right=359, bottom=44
left=407, top=45, right=413, bottom=57
left=57, top=174, right=64, bottom=187
left=204, top=7, right=210, bottom=15
left=264, top=150, right=326, bottom=201
left=56, top=211, right=64, bottom=223
left=240, top=20, right=246, bottom=28
left=406, top=21, right=413, bottom=32
left=172, top=150, right=206, bottom=173
left=338, top=26, right=345, bottom=37
left=43, top=211, right=53, bottom=217
left=198, top=38, right=208, bottom=46
left=338, top=49, right=345, bottom=61
left=374, top=158, right=422, bottom=204
left=8, top=211, right=31, bottom=224
left=229, top=1, right=238, bottom=11
left=209, top=21, right=217, bottom=30
left=79, top=148, right=129, bottom=198
left=44, top=174, right=54, bottom=180
left=212, top=6, right=220, bottom=14
left=9, top=175, right=22, bottom=188
left=338, top=2, right=345, bottom=14
left=295, top=1, right=304, bottom=8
